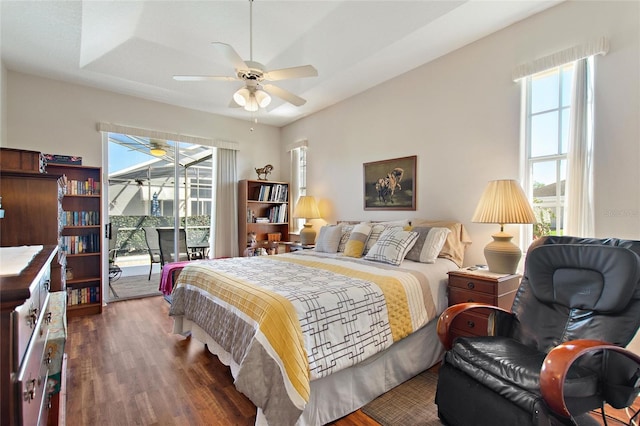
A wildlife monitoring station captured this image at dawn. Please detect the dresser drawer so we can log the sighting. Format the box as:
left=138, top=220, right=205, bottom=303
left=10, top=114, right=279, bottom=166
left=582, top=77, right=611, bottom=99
left=16, top=311, right=50, bottom=426
left=14, top=267, right=51, bottom=368
left=448, top=275, right=496, bottom=294
left=451, top=310, right=491, bottom=336
left=448, top=287, right=495, bottom=305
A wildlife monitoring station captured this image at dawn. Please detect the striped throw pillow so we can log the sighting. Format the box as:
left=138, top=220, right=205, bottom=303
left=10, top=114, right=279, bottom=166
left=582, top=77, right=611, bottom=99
left=343, top=223, right=372, bottom=258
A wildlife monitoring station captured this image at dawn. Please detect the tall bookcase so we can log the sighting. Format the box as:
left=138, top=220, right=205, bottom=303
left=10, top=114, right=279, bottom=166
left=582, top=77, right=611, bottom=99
left=47, top=164, right=103, bottom=317
left=238, top=179, right=289, bottom=254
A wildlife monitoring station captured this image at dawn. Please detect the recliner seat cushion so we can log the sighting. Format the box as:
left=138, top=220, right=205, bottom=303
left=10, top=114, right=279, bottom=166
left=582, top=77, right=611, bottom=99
left=446, top=336, right=599, bottom=413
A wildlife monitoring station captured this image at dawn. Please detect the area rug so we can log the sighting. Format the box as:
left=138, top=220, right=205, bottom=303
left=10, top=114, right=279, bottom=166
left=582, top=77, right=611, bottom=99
left=109, top=273, right=162, bottom=301
left=361, top=370, right=442, bottom=425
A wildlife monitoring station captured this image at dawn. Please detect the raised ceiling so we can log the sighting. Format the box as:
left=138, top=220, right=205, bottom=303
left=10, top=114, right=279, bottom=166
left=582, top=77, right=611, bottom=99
left=1, top=1, right=561, bottom=127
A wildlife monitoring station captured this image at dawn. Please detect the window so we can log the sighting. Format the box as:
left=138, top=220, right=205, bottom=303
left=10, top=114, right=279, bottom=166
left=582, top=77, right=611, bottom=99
left=290, top=145, right=308, bottom=233
left=524, top=64, right=574, bottom=238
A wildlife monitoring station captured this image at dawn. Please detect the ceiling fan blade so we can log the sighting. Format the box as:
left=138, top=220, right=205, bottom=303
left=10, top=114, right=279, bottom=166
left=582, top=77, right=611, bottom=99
left=212, top=42, right=249, bottom=71
left=263, top=84, right=307, bottom=107
left=263, top=65, right=318, bottom=81
left=173, top=75, right=239, bottom=82
left=229, top=97, right=242, bottom=108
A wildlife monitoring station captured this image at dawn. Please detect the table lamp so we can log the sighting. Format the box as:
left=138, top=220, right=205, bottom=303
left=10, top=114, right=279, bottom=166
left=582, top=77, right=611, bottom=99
left=293, top=196, right=321, bottom=245
left=471, top=179, right=537, bottom=274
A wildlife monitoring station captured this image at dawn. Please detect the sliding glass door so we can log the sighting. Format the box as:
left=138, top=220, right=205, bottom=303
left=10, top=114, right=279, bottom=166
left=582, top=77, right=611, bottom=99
left=106, top=134, right=214, bottom=301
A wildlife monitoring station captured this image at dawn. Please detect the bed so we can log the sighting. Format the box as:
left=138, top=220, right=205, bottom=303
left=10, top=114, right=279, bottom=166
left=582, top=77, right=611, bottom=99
left=169, top=220, right=470, bottom=425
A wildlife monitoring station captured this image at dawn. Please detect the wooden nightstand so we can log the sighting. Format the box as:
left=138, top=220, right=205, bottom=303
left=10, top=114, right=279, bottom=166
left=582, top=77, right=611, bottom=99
left=447, top=269, right=521, bottom=339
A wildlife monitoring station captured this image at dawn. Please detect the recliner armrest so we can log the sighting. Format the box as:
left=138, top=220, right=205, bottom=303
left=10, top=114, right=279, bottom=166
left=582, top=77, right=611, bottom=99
left=437, top=303, right=513, bottom=350
left=540, top=339, right=640, bottom=418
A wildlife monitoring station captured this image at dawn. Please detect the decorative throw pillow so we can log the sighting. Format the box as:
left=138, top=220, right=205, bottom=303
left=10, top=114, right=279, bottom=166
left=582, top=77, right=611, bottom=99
left=337, top=224, right=355, bottom=252
left=364, top=223, right=407, bottom=254
left=315, top=225, right=342, bottom=253
left=343, top=223, right=372, bottom=258
left=404, top=227, right=451, bottom=263
left=364, top=229, right=419, bottom=266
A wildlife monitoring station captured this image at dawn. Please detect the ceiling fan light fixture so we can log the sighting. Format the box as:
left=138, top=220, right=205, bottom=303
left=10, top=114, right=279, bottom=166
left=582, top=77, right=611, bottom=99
left=254, top=89, right=271, bottom=108
left=244, top=94, right=259, bottom=112
left=149, top=139, right=167, bottom=157
left=233, top=87, right=251, bottom=106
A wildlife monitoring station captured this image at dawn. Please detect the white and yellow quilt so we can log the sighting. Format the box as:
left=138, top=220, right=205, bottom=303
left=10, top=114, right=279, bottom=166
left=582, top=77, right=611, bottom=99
left=169, top=252, right=438, bottom=426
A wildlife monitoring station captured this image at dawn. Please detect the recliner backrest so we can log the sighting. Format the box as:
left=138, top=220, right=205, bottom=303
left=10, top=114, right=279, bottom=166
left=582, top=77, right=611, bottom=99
left=510, top=241, right=640, bottom=354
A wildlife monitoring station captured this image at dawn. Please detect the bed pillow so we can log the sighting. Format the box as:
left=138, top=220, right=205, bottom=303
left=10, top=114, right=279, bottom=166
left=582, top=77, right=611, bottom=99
left=364, top=223, right=407, bottom=254
left=343, top=223, right=372, bottom=258
left=410, top=220, right=472, bottom=267
left=337, top=224, right=355, bottom=252
left=364, top=229, right=419, bottom=266
left=314, top=225, right=342, bottom=253
left=404, top=227, right=451, bottom=263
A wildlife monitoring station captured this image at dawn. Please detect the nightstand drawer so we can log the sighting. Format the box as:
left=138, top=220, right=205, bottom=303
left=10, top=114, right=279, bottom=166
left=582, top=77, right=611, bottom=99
left=451, top=310, right=490, bottom=336
left=448, top=275, right=496, bottom=294
left=448, top=287, right=495, bottom=305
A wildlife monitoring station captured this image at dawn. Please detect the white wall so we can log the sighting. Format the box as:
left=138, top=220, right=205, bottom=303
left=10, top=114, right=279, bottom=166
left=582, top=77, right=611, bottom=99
left=1, top=61, right=6, bottom=146
left=5, top=71, right=283, bottom=181
left=281, top=0, right=640, bottom=268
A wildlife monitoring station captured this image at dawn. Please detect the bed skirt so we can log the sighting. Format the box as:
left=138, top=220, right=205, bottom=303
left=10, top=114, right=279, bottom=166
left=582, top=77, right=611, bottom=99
left=174, top=317, right=444, bottom=426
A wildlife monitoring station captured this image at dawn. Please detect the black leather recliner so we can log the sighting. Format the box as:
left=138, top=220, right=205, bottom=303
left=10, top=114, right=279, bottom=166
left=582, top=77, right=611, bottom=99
left=435, top=236, right=640, bottom=425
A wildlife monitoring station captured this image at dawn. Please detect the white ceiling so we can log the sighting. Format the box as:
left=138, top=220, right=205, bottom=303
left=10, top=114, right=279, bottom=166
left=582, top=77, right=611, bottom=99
left=1, top=1, right=561, bottom=127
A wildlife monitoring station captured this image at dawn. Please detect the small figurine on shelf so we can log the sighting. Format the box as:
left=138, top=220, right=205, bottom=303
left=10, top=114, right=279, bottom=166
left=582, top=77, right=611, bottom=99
left=243, top=232, right=258, bottom=257
left=247, top=232, right=257, bottom=247
left=255, top=164, right=273, bottom=180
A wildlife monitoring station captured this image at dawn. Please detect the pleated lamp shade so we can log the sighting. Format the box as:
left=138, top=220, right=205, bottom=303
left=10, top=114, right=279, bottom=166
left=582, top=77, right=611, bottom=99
left=293, top=196, right=321, bottom=245
left=472, top=180, right=536, bottom=274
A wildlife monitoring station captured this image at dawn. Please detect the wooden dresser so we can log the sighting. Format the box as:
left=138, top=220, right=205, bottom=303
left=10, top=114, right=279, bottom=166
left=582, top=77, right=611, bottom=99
left=0, top=245, right=62, bottom=426
left=447, top=269, right=521, bottom=340
left=0, top=149, right=66, bottom=292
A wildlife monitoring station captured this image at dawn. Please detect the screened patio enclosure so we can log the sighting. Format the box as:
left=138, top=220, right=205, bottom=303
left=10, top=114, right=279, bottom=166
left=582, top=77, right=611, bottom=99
left=107, top=133, right=215, bottom=268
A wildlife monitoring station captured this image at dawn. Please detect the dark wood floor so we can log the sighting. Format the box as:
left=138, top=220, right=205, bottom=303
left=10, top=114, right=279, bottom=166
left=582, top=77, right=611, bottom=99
left=65, top=295, right=638, bottom=425
left=65, top=295, right=375, bottom=425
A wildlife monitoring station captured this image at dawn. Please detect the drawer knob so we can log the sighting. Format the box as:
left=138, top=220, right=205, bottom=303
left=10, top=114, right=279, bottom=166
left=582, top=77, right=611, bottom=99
left=27, top=306, right=39, bottom=329
left=43, top=279, right=51, bottom=292
left=467, top=282, right=475, bottom=289
left=467, top=320, right=475, bottom=329
left=23, top=379, right=36, bottom=402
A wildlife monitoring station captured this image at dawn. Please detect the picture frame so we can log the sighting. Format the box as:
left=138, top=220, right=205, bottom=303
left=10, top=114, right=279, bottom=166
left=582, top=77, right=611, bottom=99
left=363, top=155, right=417, bottom=210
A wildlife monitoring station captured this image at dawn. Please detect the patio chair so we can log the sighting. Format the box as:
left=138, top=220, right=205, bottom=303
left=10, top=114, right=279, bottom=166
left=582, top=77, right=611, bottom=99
left=108, top=224, right=121, bottom=297
left=157, top=228, right=191, bottom=266
left=142, top=227, right=162, bottom=280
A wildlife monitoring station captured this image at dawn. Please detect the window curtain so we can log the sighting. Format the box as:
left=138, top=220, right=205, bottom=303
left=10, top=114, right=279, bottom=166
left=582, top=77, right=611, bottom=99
left=211, top=148, right=238, bottom=258
left=563, top=58, right=594, bottom=237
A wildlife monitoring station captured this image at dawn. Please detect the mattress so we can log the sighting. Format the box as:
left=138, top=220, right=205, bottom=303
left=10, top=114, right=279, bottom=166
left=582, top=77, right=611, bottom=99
left=169, top=251, right=456, bottom=425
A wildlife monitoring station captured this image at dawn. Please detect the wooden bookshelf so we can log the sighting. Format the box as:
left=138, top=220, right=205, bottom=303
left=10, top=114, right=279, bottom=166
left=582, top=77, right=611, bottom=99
left=47, top=164, right=103, bottom=317
left=238, top=179, right=289, bottom=255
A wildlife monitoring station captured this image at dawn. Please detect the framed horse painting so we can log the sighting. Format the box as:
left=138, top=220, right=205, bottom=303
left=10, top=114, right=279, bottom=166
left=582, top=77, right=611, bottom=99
left=363, top=155, right=417, bottom=210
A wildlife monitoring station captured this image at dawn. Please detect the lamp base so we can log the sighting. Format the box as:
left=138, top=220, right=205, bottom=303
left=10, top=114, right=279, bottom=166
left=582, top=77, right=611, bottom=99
left=299, top=223, right=316, bottom=246
left=484, top=231, right=522, bottom=274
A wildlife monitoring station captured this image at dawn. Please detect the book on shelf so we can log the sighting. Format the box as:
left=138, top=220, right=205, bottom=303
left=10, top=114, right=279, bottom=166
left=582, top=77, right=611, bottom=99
left=253, top=184, right=288, bottom=202
left=60, top=210, right=100, bottom=226
left=67, top=286, right=99, bottom=306
left=64, top=178, right=100, bottom=196
left=61, top=234, right=100, bottom=254
left=268, top=204, right=288, bottom=223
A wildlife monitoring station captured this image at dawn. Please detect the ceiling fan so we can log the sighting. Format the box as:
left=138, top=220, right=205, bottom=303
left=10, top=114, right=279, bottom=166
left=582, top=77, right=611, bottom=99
left=173, top=0, right=318, bottom=112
